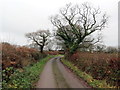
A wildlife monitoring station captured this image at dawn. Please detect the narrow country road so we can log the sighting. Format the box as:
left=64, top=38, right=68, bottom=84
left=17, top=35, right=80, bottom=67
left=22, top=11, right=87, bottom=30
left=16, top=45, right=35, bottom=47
left=36, top=56, right=90, bottom=88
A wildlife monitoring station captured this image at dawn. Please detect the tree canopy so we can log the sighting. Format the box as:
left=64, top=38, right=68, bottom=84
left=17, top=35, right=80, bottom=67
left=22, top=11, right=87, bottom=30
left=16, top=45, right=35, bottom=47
left=25, top=30, right=50, bottom=53
left=50, top=2, right=108, bottom=54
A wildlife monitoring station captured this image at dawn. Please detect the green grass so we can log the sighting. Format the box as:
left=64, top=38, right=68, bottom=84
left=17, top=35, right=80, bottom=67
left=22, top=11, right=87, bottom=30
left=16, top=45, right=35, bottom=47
left=61, top=59, right=114, bottom=88
left=2, top=55, right=55, bottom=88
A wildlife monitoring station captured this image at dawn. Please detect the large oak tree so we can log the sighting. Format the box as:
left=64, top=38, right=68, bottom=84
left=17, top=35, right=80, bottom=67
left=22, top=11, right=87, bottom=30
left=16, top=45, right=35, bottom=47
left=50, top=3, right=108, bottom=57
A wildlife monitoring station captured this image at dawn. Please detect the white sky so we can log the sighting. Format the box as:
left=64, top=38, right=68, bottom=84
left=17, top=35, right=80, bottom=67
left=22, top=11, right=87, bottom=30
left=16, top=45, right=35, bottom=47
left=0, top=0, right=119, bottom=47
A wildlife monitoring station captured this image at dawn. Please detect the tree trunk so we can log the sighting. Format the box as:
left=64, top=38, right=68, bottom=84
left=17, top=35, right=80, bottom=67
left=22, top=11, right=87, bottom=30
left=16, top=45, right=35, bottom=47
left=40, top=46, right=44, bottom=53
left=65, top=48, right=73, bottom=60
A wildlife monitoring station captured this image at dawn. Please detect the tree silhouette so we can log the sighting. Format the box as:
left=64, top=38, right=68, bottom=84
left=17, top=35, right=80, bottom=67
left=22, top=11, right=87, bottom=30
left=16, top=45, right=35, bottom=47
left=25, top=30, right=50, bottom=53
left=50, top=2, right=108, bottom=57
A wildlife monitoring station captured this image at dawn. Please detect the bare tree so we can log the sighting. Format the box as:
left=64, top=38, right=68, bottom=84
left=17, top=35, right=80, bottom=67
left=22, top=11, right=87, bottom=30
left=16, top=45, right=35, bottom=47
left=106, top=46, right=118, bottom=53
left=50, top=2, right=108, bottom=56
left=25, top=30, right=50, bottom=53
left=95, top=44, right=106, bottom=52
left=45, top=38, right=55, bottom=51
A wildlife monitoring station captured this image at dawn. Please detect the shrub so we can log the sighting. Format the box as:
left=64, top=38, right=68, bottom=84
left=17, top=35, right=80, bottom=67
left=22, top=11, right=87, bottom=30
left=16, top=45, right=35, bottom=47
left=2, top=55, right=54, bottom=88
left=1, top=42, right=48, bottom=88
left=69, top=52, right=119, bottom=87
left=1, top=42, right=45, bottom=69
left=61, top=59, right=112, bottom=88
left=45, top=51, right=59, bottom=55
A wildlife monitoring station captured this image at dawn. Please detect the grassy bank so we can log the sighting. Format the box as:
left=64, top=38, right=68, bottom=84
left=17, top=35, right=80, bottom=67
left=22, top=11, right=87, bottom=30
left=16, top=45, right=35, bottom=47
left=2, top=55, right=54, bottom=88
left=61, top=59, right=115, bottom=88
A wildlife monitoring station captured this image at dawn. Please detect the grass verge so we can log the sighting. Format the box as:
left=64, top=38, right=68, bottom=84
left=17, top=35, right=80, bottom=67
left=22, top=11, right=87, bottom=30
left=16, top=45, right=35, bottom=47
left=3, top=55, right=55, bottom=89
left=61, top=59, right=114, bottom=88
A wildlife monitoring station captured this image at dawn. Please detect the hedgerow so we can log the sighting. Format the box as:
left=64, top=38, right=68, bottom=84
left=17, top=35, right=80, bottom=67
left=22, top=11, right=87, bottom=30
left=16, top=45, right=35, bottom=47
left=2, top=42, right=45, bottom=69
left=61, top=59, right=115, bottom=88
left=2, top=55, right=54, bottom=88
left=68, top=52, right=119, bottom=87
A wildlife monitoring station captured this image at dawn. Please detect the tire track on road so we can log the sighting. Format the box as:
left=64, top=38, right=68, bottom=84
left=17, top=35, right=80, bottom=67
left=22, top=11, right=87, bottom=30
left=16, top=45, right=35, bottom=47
left=36, top=56, right=89, bottom=88
left=52, top=57, right=70, bottom=88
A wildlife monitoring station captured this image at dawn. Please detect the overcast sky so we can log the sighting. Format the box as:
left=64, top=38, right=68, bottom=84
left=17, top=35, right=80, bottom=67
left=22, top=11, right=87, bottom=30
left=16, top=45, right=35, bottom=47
left=0, top=0, right=119, bottom=47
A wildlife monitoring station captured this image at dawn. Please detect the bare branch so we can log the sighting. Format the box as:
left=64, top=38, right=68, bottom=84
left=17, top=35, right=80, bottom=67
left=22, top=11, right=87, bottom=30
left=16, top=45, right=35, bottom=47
left=25, top=30, right=50, bottom=53
left=50, top=2, right=108, bottom=54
